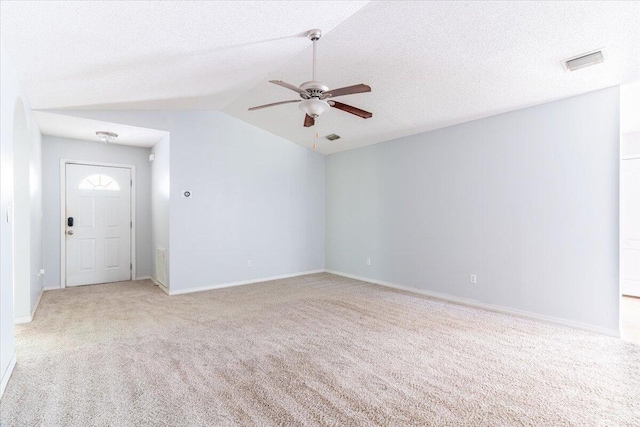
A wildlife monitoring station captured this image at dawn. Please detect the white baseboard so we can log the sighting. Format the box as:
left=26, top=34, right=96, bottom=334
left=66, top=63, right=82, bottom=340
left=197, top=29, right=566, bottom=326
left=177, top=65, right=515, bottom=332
left=135, top=276, right=152, bottom=281
left=150, top=277, right=170, bottom=295
left=14, top=315, right=32, bottom=324
left=0, top=355, right=16, bottom=400
left=43, top=285, right=60, bottom=291
left=325, top=270, right=620, bottom=338
left=168, top=269, right=325, bottom=296
left=31, top=286, right=44, bottom=318
left=14, top=286, right=46, bottom=324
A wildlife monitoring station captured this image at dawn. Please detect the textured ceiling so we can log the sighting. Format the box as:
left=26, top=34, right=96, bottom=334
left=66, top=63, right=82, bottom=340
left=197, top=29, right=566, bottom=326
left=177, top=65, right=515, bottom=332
left=2, top=1, right=640, bottom=154
left=224, top=1, right=640, bottom=154
left=34, top=111, right=168, bottom=148
left=0, top=1, right=368, bottom=110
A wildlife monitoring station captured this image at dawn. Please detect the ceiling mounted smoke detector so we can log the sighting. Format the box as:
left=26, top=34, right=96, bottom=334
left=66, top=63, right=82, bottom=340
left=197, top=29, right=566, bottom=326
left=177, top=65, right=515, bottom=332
left=563, top=50, right=605, bottom=72
left=95, top=131, right=118, bottom=144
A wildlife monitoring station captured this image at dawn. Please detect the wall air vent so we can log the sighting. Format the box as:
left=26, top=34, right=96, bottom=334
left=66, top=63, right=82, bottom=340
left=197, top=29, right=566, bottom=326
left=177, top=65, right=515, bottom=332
left=325, top=134, right=341, bottom=141
left=563, top=50, right=604, bottom=72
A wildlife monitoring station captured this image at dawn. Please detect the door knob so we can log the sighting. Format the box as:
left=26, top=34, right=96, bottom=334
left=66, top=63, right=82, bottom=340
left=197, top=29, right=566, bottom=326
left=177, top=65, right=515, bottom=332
left=67, top=230, right=74, bottom=235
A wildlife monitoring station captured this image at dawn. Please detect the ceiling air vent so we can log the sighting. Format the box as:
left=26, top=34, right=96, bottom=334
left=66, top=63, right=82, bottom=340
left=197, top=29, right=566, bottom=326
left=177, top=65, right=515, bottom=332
left=563, top=50, right=604, bottom=72
left=325, top=133, right=340, bottom=141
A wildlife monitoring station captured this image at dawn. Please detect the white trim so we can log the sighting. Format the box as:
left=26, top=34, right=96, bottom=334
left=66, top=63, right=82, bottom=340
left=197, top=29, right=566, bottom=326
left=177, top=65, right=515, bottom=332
left=59, top=159, right=136, bottom=288
left=0, top=355, right=16, bottom=399
left=14, top=286, right=45, bottom=324
left=43, top=285, right=61, bottom=291
left=168, top=270, right=325, bottom=296
left=325, top=270, right=621, bottom=338
left=31, top=286, right=44, bottom=317
left=150, top=276, right=170, bottom=294
left=135, top=276, right=152, bottom=281
left=14, top=315, right=32, bottom=324
left=59, top=160, right=64, bottom=286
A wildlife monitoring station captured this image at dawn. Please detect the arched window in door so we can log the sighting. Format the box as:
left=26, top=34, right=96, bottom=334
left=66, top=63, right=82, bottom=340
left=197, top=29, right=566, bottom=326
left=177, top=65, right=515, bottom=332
left=79, top=174, right=120, bottom=191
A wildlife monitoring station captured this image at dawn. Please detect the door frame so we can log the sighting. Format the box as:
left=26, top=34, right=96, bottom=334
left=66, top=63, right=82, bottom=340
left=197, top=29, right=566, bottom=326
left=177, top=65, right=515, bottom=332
left=59, top=159, right=136, bottom=288
left=620, top=155, right=640, bottom=299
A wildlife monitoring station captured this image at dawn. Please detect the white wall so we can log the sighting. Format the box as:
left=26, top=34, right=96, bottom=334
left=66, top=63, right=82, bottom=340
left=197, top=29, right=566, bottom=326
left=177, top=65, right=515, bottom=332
left=621, top=81, right=640, bottom=158
left=622, top=132, right=640, bottom=159
left=166, top=112, right=324, bottom=292
left=1, top=41, right=42, bottom=397
left=0, top=43, right=17, bottom=397
left=326, top=87, right=620, bottom=333
left=41, top=136, right=153, bottom=288
left=12, top=93, right=43, bottom=321
left=29, top=127, right=42, bottom=312
left=48, top=111, right=326, bottom=292
left=150, top=135, right=170, bottom=287
left=11, top=100, right=29, bottom=320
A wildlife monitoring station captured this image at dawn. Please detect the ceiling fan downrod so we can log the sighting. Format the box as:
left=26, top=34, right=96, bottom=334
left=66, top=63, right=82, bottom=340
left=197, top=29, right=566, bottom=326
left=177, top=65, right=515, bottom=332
left=308, top=29, right=322, bottom=82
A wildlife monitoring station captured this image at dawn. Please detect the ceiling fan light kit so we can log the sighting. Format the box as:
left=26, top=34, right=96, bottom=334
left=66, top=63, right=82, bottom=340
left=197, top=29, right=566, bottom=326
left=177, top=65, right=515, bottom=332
left=299, top=98, right=330, bottom=117
left=249, top=28, right=372, bottom=132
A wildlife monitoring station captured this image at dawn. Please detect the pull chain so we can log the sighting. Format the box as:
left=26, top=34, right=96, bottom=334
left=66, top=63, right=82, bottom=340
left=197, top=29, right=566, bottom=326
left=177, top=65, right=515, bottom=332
left=313, top=121, right=319, bottom=151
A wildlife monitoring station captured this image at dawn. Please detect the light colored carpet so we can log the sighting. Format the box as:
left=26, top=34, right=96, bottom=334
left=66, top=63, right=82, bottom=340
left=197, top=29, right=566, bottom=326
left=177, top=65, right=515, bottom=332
left=1, top=273, right=639, bottom=426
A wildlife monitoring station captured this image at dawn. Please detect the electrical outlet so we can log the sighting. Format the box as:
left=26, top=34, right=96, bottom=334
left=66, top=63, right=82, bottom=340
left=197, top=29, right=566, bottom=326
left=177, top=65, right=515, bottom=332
left=38, top=269, right=45, bottom=276
left=470, top=274, right=477, bottom=284
left=366, top=258, right=371, bottom=266
left=247, top=260, right=252, bottom=267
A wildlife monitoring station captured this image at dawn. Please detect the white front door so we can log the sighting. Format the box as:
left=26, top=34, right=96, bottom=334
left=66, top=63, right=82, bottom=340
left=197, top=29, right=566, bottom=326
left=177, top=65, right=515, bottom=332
left=65, top=164, right=132, bottom=287
left=621, top=158, right=640, bottom=297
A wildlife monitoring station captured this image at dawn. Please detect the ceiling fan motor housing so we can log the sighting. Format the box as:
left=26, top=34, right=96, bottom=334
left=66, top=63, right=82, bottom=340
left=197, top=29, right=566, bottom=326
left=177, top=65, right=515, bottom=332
left=300, top=81, right=329, bottom=98
left=299, top=81, right=330, bottom=117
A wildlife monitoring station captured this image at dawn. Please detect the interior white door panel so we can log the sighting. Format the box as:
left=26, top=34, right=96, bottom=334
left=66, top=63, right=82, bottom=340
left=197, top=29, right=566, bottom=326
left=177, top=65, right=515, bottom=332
left=66, top=164, right=131, bottom=286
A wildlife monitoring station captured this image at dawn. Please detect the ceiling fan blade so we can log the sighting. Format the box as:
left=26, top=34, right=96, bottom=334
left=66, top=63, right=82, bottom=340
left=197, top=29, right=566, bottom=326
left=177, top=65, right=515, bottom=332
left=248, top=99, right=300, bottom=111
left=329, top=101, right=372, bottom=119
left=304, top=114, right=315, bottom=127
left=324, top=84, right=371, bottom=99
left=269, top=80, right=309, bottom=96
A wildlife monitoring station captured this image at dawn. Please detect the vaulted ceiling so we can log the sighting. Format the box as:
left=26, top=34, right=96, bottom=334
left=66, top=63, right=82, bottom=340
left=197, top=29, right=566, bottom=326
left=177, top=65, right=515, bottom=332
left=2, top=1, right=639, bottom=154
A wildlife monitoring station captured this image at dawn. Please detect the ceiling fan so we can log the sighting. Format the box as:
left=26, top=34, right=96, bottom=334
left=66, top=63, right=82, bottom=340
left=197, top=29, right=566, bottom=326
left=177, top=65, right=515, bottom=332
left=248, top=29, right=372, bottom=127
